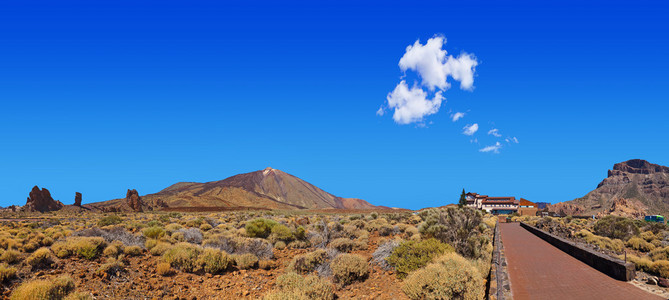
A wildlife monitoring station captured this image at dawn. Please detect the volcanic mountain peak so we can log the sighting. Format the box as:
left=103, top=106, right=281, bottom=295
left=88, top=168, right=379, bottom=211
left=608, top=159, right=669, bottom=177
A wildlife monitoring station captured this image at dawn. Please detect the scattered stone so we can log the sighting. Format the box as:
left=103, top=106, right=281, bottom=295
left=648, top=277, right=658, bottom=285
left=659, top=278, right=669, bottom=288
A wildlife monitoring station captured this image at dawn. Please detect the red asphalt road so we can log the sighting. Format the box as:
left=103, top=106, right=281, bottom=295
left=499, top=222, right=664, bottom=300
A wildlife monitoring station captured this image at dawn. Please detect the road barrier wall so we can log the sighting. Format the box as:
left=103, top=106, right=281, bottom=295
left=520, top=222, right=635, bottom=281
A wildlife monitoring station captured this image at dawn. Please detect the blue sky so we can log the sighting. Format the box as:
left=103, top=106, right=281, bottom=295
left=1, top=0, right=668, bottom=210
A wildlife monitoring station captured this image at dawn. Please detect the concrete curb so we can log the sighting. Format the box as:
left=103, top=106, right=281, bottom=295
left=489, top=222, right=512, bottom=300
left=520, top=222, right=635, bottom=281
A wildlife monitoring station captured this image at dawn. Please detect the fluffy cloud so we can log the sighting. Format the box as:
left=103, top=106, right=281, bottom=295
left=462, top=123, right=479, bottom=136
left=488, top=128, right=501, bottom=137
left=451, top=112, right=465, bottom=122
left=479, top=142, right=502, bottom=153
left=385, top=80, right=444, bottom=124
left=398, top=36, right=478, bottom=91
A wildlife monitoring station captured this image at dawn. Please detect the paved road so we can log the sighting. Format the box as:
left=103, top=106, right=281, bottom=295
left=499, top=222, right=664, bottom=300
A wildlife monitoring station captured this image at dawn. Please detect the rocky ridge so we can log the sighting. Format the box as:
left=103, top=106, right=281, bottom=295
left=550, top=159, right=669, bottom=216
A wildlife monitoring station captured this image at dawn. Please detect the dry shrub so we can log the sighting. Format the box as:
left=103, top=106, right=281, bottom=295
left=626, top=237, right=655, bottom=252
left=51, top=237, right=106, bottom=260
left=103, top=245, right=119, bottom=257
left=123, top=245, right=142, bottom=256
left=575, top=229, right=624, bottom=252
left=386, top=238, right=453, bottom=279
left=402, top=252, right=484, bottom=300
left=623, top=254, right=653, bottom=272
left=26, top=248, right=54, bottom=269
left=288, top=249, right=328, bottom=274
left=162, top=242, right=202, bottom=272
left=156, top=262, right=174, bottom=276
left=264, top=273, right=334, bottom=300
left=0, top=249, right=21, bottom=264
left=10, top=275, right=75, bottom=300
left=233, top=253, right=259, bottom=269
left=275, top=241, right=286, bottom=250
left=97, top=258, right=125, bottom=278
left=142, top=226, right=165, bottom=239
left=0, top=263, right=17, bottom=282
left=149, top=242, right=173, bottom=256
left=653, top=260, right=669, bottom=278
left=651, top=246, right=669, bottom=261
left=203, top=234, right=273, bottom=259
left=259, top=260, right=277, bottom=270
left=330, top=254, right=368, bottom=285
left=371, top=239, right=400, bottom=271
left=197, top=248, right=232, bottom=274
left=63, top=292, right=92, bottom=300
left=640, top=231, right=656, bottom=242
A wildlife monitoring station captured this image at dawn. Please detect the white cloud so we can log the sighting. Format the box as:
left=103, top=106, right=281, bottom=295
left=398, top=36, right=478, bottom=91
left=462, top=123, right=479, bottom=136
left=505, top=137, right=519, bottom=143
left=488, top=128, right=501, bottom=137
left=386, top=80, right=444, bottom=125
left=451, top=112, right=465, bottom=122
left=479, top=142, right=502, bottom=153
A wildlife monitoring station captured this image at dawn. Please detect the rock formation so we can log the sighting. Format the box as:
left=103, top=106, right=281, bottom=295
left=24, top=186, right=64, bottom=212
left=126, top=189, right=144, bottom=212
left=550, top=159, right=669, bottom=216
left=74, top=192, right=82, bottom=206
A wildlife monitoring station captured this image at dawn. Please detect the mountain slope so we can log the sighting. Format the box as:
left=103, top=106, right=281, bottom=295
left=88, top=167, right=378, bottom=211
left=550, top=159, right=669, bottom=217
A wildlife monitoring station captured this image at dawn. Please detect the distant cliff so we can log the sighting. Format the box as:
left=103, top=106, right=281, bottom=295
left=550, top=159, right=669, bottom=217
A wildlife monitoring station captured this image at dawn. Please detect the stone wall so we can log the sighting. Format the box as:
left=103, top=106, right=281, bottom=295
left=520, top=222, right=635, bottom=281
left=488, top=222, right=512, bottom=299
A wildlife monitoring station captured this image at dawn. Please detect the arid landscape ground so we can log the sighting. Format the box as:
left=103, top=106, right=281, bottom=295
left=0, top=208, right=496, bottom=299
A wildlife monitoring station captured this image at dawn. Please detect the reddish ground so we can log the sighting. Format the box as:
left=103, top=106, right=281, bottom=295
left=499, top=222, right=663, bottom=300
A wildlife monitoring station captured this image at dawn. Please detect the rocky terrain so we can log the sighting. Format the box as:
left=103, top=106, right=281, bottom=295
left=23, top=186, right=64, bottom=213
left=550, top=159, right=669, bottom=217
left=86, top=168, right=380, bottom=212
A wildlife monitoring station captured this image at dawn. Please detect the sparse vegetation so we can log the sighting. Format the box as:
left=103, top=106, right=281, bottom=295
left=386, top=238, right=454, bottom=278
left=330, top=254, right=369, bottom=285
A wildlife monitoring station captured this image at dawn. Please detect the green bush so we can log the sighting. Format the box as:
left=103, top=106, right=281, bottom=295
left=294, top=226, right=306, bottom=240
left=593, top=216, right=639, bottom=241
left=386, top=238, right=454, bottom=278
left=653, top=260, right=669, bottom=278
left=162, top=242, right=202, bottom=272
left=331, top=254, right=369, bottom=285
left=0, top=249, right=21, bottom=264
left=402, top=252, right=484, bottom=300
left=246, top=218, right=278, bottom=239
left=270, top=224, right=294, bottom=242
left=197, top=248, right=232, bottom=274
left=97, top=215, right=123, bottom=227
left=143, top=226, right=165, bottom=239
left=51, top=237, right=106, bottom=260
left=123, top=245, right=143, bottom=256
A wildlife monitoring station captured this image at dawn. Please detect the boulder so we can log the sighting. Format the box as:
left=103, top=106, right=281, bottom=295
left=74, top=192, right=82, bottom=206
left=647, top=277, right=657, bottom=285
left=658, top=277, right=669, bottom=288
left=126, top=189, right=144, bottom=212
left=24, top=186, right=64, bottom=212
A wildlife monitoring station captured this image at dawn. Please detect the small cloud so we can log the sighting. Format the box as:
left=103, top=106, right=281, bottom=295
left=470, top=138, right=478, bottom=144
left=479, top=142, right=502, bottom=153
left=505, top=136, right=519, bottom=143
left=386, top=80, right=443, bottom=125
left=488, top=128, right=501, bottom=137
left=462, top=123, right=479, bottom=136
left=376, top=107, right=385, bottom=116
left=451, top=112, right=465, bottom=122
